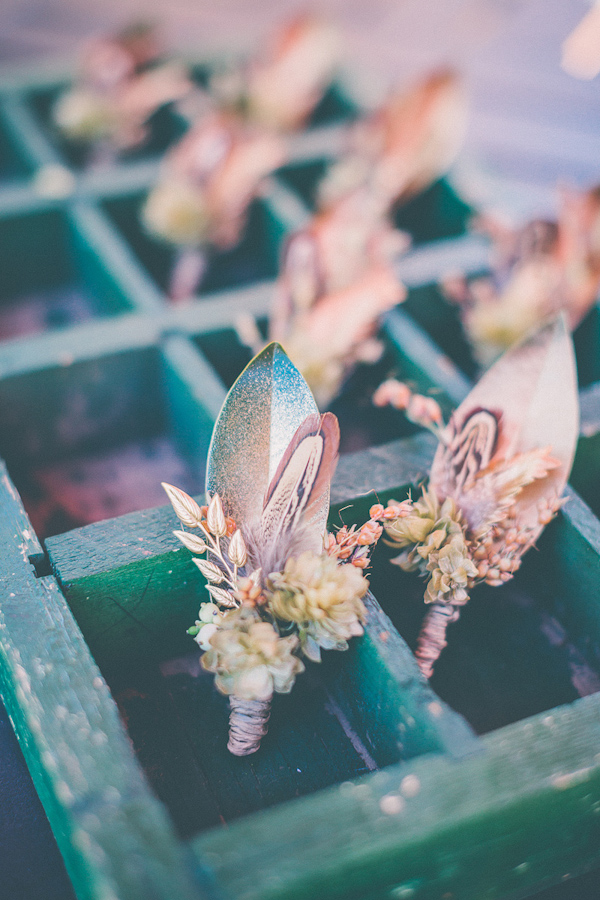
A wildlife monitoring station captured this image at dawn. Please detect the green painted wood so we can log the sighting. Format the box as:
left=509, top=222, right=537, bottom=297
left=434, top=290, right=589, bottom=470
left=45, top=435, right=435, bottom=669
left=0, top=463, right=206, bottom=900
left=384, top=307, right=471, bottom=411
left=69, top=201, right=166, bottom=313
left=191, top=692, right=600, bottom=900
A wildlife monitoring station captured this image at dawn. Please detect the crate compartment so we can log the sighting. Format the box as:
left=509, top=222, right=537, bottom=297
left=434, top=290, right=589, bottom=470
left=0, top=343, right=210, bottom=538
left=393, top=177, right=473, bottom=244
left=275, top=157, right=331, bottom=210
left=39, top=440, right=600, bottom=900
left=46, top=501, right=474, bottom=843
left=0, top=205, right=135, bottom=341
left=103, top=191, right=284, bottom=296
left=365, top=489, right=600, bottom=737
left=26, top=83, right=188, bottom=170
left=403, top=279, right=600, bottom=389
left=105, top=594, right=456, bottom=841
left=0, top=107, right=32, bottom=182
left=191, top=324, right=458, bottom=454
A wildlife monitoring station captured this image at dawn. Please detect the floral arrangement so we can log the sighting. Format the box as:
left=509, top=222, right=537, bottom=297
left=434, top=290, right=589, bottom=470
left=373, top=317, right=579, bottom=677
left=141, top=14, right=340, bottom=300
left=236, top=67, right=469, bottom=407
left=53, top=22, right=191, bottom=166
left=318, top=68, right=468, bottom=215
left=443, top=185, right=600, bottom=367
left=237, top=186, right=407, bottom=407
left=162, top=343, right=381, bottom=754
left=210, top=13, right=341, bottom=133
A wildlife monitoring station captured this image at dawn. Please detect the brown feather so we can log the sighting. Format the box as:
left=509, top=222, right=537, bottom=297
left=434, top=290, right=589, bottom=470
left=260, top=412, right=339, bottom=550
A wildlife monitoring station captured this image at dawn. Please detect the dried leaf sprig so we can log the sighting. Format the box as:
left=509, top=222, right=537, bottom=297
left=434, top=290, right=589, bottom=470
left=371, top=320, right=578, bottom=678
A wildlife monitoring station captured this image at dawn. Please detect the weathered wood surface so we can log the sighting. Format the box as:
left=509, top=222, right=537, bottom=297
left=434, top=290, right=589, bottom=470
left=191, top=692, right=600, bottom=900
left=0, top=463, right=206, bottom=900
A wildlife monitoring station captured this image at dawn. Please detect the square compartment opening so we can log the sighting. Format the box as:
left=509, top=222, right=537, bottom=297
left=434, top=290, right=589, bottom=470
left=26, top=84, right=188, bottom=170
left=46, top=546, right=461, bottom=841
left=103, top=191, right=283, bottom=295
left=305, top=82, right=358, bottom=129
left=0, top=207, right=133, bottom=341
left=193, top=325, right=425, bottom=454
left=393, top=177, right=472, bottom=245
left=275, top=158, right=331, bottom=210
left=0, top=345, right=206, bottom=538
left=403, top=281, right=600, bottom=389
left=365, top=500, right=600, bottom=737
left=0, top=109, right=32, bottom=183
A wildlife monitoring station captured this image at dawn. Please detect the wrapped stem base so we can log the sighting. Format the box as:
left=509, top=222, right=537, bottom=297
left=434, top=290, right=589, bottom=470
left=415, top=602, right=460, bottom=679
left=228, top=696, right=272, bottom=756
left=169, top=246, right=207, bottom=302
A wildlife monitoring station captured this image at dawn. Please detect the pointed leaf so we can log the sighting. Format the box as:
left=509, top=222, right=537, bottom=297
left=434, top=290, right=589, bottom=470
left=206, top=585, right=237, bottom=607
left=206, top=343, right=319, bottom=527
left=173, top=530, right=208, bottom=554
left=228, top=529, right=248, bottom=567
left=207, top=493, right=227, bottom=537
left=162, top=482, right=204, bottom=528
left=193, top=558, right=224, bottom=584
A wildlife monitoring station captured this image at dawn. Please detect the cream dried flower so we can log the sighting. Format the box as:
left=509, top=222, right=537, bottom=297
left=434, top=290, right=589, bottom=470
left=425, top=532, right=478, bottom=606
left=267, top=551, right=368, bottom=652
left=202, top=606, right=304, bottom=701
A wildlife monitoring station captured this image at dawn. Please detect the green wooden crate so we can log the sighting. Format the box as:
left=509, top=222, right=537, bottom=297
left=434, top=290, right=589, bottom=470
left=1, top=52, right=600, bottom=900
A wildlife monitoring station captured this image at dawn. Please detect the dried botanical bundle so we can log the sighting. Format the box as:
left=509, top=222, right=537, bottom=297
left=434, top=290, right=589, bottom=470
left=443, top=186, right=600, bottom=367
left=141, top=14, right=339, bottom=299
left=53, top=22, right=191, bottom=165
left=373, top=318, right=578, bottom=678
left=163, top=344, right=381, bottom=754
left=142, top=112, right=285, bottom=299
left=237, top=187, right=407, bottom=407
left=212, top=13, right=341, bottom=132
left=319, top=69, right=467, bottom=214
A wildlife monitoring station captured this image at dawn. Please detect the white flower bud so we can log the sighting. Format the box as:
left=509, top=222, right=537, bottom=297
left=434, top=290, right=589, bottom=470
left=196, top=623, right=219, bottom=651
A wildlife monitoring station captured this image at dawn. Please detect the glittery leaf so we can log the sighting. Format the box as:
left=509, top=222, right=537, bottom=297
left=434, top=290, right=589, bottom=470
left=206, top=343, right=322, bottom=529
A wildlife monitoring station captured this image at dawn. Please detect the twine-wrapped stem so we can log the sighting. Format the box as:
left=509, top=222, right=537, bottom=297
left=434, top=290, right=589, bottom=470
left=228, top=696, right=272, bottom=756
left=415, top=602, right=460, bottom=679
left=169, top=246, right=207, bottom=302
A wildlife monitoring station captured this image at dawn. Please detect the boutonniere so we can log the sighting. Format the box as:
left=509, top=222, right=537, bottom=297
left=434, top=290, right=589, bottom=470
left=237, top=187, right=407, bottom=408
left=443, top=185, right=600, bottom=367
left=142, top=111, right=286, bottom=299
left=162, top=344, right=381, bottom=754
left=211, top=14, right=341, bottom=133
left=319, top=69, right=467, bottom=214
left=53, top=22, right=191, bottom=167
left=373, top=317, right=579, bottom=677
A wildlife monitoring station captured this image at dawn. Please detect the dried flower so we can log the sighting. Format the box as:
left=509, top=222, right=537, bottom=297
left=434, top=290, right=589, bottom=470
left=267, top=551, right=368, bottom=651
left=373, top=380, right=443, bottom=433
left=445, top=187, right=600, bottom=367
left=202, top=606, right=304, bottom=700
left=319, top=69, right=467, bottom=212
